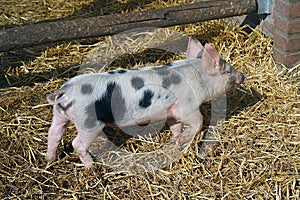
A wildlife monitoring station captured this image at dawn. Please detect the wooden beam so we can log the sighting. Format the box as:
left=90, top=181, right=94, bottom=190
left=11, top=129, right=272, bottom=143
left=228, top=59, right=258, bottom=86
left=0, top=0, right=257, bottom=52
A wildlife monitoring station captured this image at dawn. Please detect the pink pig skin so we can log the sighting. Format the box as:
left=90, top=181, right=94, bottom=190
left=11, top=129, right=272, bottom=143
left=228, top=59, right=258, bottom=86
left=45, top=38, right=246, bottom=168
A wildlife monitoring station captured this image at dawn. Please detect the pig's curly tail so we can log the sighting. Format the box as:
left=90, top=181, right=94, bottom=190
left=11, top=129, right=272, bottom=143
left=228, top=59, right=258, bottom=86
left=46, top=90, right=66, bottom=105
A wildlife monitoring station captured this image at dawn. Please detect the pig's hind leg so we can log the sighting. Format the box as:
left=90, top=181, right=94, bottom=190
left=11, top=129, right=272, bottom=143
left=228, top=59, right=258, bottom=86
left=45, top=111, right=69, bottom=162
left=72, top=124, right=104, bottom=168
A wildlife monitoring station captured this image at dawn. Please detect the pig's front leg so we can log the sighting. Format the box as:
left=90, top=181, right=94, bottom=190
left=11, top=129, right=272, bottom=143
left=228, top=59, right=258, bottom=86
left=176, top=110, right=203, bottom=152
left=45, top=114, right=68, bottom=162
left=72, top=125, right=104, bottom=168
left=167, top=119, right=182, bottom=137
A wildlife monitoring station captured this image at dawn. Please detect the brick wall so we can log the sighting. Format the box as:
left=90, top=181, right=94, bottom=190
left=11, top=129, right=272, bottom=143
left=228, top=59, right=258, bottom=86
left=263, top=0, right=300, bottom=67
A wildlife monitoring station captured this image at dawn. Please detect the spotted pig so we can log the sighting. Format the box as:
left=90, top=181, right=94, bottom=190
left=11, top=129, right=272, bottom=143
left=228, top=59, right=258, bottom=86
left=45, top=38, right=246, bottom=168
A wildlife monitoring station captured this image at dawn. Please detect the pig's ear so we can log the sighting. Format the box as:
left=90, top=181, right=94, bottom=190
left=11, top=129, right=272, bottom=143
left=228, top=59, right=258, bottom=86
left=202, top=43, right=222, bottom=75
left=186, top=37, right=204, bottom=59
left=204, top=43, right=222, bottom=67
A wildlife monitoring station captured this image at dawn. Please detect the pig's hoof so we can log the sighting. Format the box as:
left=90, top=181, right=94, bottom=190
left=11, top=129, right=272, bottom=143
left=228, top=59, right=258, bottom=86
left=45, top=153, right=56, bottom=162
left=84, top=163, right=94, bottom=170
left=176, top=143, right=190, bottom=153
left=175, top=137, right=193, bottom=153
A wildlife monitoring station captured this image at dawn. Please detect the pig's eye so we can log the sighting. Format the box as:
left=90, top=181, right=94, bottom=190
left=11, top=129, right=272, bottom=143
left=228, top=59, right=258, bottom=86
left=222, top=61, right=231, bottom=74
left=224, top=67, right=231, bottom=74
left=224, top=65, right=231, bottom=74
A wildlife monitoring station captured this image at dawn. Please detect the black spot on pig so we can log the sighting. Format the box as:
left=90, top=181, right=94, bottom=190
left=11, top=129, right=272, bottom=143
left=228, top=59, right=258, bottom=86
left=84, top=103, right=98, bottom=129
left=154, top=65, right=182, bottom=88
left=139, top=90, right=154, bottom=108
left=81, top=84, right=93, bottom=95
left=118, top=69, right=127, bottom=74
left=162, top=77, right=171, bottom=88
left=94, top=82, right=126, bottom=124
left=131, top=77, right=144, bottom=90
left=162, top=73, right=182, bottom=88
left=108, top=71, right=116, bottom=74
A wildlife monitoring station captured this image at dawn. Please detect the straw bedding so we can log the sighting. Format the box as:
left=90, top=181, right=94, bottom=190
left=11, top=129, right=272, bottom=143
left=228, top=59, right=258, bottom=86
left=0, top=0, right=299, bottom=199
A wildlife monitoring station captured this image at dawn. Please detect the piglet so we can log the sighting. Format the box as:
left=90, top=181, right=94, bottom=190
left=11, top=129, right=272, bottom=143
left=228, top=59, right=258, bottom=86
left=45, top=38, right=246, bottom=168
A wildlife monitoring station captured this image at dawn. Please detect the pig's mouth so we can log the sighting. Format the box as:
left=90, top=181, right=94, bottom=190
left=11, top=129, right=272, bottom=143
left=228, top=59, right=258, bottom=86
left=227, top=84, right=238, bottom=91
left=226, top=74, right=246, bottom=91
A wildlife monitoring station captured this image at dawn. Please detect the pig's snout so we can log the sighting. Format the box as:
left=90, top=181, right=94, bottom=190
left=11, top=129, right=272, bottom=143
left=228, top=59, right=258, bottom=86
left=240, top=73, right=246, bottom=84
left=236, top=72, right=246, bottom=85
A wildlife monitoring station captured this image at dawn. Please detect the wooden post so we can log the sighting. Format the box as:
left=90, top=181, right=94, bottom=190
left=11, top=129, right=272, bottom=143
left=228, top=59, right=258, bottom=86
left=0, top=0, right=257, bottom=52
